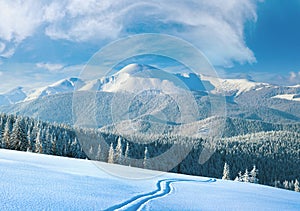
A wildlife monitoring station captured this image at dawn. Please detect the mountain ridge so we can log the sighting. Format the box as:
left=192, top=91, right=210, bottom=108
left=1, top=63, right=299, bottom=105
left=0, top=64, right=299, bottom=129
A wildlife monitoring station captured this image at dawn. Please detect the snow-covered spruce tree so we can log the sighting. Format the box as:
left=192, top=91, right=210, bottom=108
left=3, top=115, right=14, bottom=149
left=51, top=136, right=57, bottom=155
left=222, top=162, right=230, bottom=180
left=114, top=137, right=122, bottom=164
left=233, top=170, right=244, bottom=182
left=289, top=180, right=294, bottom=190
left=88, top=146, right=93, bottom=159
left=70, top=137, right=82, bottom=159
left=44, top=127, right=52, bottom=155
left=35, top=128, right=43, bottom=154
left=108, top=143, right=114, bottom=164
left=243, top=169, right=250, bottom=183
left=31, top=121, right=41, bottom=152
left=124, top=142, right=129, bottom=166
left=95, top=144, right=101, bottom=161
left=0, top=116, right=3, bottom=148
left=249, top=165, right=259, bottom=184
left=26, top=129, right=32, bottom=152
left=283, top=180, right=289, bottom=190
left=10, top=117, right=27, bottom=151
left=143, top=147, right=149, bottom=169
left=295, top=179, right=299, bottom=192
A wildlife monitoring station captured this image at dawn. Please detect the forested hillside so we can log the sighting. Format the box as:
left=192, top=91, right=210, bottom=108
left=0, top=113, right=85, bottom=159
left=0, top=113, right=299, bottom=191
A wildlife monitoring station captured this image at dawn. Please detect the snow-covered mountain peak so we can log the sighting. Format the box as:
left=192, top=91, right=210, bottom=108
left=51, top=77, right=82, bottom=88
left=101, top=64, right=189, bottom=93
left=200, top=74, right=270, bottom=96
left=25, top=77, right=85, bottom=102
left=117, top=63, right=157, bottom=76
left=80, top=63, right=188, bottom=94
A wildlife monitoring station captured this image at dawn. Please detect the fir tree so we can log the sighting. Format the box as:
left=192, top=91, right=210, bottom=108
left=222, top=162, right=230, bottom=180
left=51, top=136, right=57, bottom=155
left=114, top=137, right=122, bottom=164
left=124, top=142, right=129, bottom=166
left=143, top=147, right=149, bottom=169
left=294, top=179, right=299, bottom=192
left=95, top=144, right=101, bottom=161
left=3, top=115, right=13, bottom=149
left=108, top=143, right=114, bottom=164
left=249, top=165, right=259, bottom=184
left=243, top=169, right=249, bottom=183
left=35, top=128, right=43, bottom=153
left=283, top=180, right=289, bottom=190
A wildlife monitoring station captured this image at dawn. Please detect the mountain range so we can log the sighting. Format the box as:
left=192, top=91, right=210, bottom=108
left=0, top=63, right=299, bottom=135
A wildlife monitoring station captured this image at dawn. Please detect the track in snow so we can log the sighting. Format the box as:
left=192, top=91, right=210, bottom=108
left=105, top=178, right=216, bottom=211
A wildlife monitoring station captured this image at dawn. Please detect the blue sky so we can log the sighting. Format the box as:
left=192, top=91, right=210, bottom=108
left=230, top=0, right=300, bottom=83
left=0, top=0, right=300, bottom=93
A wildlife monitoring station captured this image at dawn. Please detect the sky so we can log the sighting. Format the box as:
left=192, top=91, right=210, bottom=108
left=0, top=0, right=300, bottom=93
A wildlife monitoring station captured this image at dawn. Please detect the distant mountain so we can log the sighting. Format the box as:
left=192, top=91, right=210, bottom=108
left=25, top=77, right=85, bottom=102
left=0, top=87, right=26, bottom=106
left=0, top=95, right=10, bottom=106
left=200, top=74, right=271, bottom=96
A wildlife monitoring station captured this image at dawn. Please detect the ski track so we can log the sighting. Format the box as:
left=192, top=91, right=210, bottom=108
left=105, top=178, right=216, bottom=211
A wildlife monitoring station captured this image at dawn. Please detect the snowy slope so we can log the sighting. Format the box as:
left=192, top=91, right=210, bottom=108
left=0, top=95, right=10, bottom=106
left=0, top=149, right=299, bottom=210
left=272, top=94, right=300, bottom=102
left=200, top=74, right=270, bottom=96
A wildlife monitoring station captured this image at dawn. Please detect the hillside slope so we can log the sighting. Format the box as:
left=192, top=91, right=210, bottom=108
left=0, top=149, right=299, bottom=210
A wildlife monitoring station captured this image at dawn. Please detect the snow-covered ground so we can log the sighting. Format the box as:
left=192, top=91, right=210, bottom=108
left=0, top=149, right=299, bottom=210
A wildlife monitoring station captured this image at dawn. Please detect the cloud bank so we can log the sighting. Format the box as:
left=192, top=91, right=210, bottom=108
left=36, top=62, right=64, bottom=72
left=0, top=0, right=260, bottom=67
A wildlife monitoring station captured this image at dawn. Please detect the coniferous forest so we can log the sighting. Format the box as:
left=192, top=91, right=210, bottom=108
left=0, top=113, right=299, bottom=192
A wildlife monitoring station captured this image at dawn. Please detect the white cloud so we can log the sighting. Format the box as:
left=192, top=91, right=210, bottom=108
left=288, top=71, right=300, bottom=84
left=0, top=0, right=261, bottom=66
left=36, top=62, right=64, bottom=72
left=44, top=0, right=122, bottom=41
left=0, top=42, right=5, bottom=53
left=0, top=63, right=82, bottom=93
left=290, top=71, right=297, bottom=80
left=0, top=0, right=44, bottom=58
left=0, top=1, right=41, bottom=42
left=41, top=0, right=260, bottom=66
left=0, top=48, right=15, bottom=58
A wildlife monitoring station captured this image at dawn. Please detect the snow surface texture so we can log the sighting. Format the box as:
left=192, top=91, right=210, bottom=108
left=0, top=149, right=299, bottom=210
